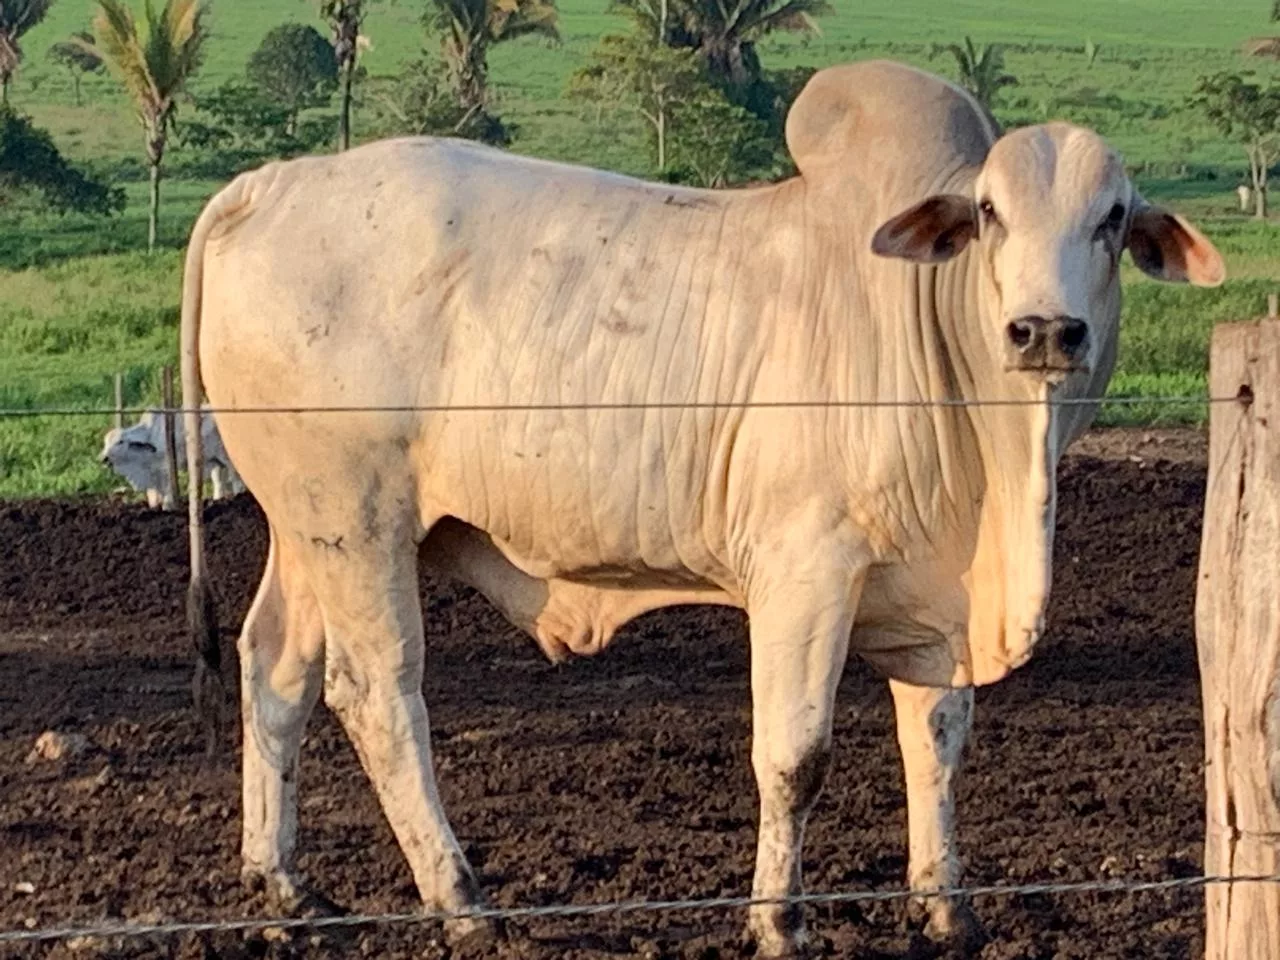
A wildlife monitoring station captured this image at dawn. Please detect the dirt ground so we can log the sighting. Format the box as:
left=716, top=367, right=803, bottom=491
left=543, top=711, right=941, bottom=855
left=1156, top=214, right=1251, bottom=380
left=0, top=426, right=1209, bottom=959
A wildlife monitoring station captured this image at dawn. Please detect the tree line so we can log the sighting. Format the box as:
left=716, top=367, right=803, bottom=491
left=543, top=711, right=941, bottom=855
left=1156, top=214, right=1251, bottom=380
left=2, top=0, right=1279, bottom=257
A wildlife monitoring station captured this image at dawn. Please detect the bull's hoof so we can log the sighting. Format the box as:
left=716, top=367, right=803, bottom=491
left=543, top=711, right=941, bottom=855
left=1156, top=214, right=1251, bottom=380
left=242, top=869, right=353, bottom=948
left=242, top=868, right=345, bottom=918
left=444, top=913, right=503, bottom=950
left=914, top=898, right=985, bottom=953
left=747, top=908, right=810, bottom=958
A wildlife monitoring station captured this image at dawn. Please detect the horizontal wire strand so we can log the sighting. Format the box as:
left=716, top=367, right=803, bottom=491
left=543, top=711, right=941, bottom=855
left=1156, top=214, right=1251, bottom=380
left=0, top=873, right=1269, bottom=944
left=0, top=394, right=1243, bottom=419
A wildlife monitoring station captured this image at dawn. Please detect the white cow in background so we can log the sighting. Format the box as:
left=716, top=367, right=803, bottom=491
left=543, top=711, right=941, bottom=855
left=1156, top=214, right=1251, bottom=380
left=99, top=406, right=242, bottom=509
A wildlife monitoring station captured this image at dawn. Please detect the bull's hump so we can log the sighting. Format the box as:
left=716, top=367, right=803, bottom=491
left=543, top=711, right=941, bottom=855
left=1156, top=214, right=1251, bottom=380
left=788, top=60, right=994, bottom=206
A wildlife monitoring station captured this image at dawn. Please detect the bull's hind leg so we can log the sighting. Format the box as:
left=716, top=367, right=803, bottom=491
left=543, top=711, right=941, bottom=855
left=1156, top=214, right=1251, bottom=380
left=745, top=542, right=867, bottom=957
left=308, top=529, right=491, bottom=946
left=889, top=678, right=982, bottom=947
left=238, top=529, right=328, bottom=910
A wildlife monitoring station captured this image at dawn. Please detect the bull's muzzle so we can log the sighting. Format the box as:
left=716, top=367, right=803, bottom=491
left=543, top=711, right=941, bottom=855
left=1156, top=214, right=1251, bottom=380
left=1005, top=315, right=1089, bottom=373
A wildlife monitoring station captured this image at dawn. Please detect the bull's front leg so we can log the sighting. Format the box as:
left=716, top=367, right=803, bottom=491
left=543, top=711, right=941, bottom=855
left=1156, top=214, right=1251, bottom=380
left=889, top=678, right=982, bottom=946
left=745, top=543, right=867, bottom=957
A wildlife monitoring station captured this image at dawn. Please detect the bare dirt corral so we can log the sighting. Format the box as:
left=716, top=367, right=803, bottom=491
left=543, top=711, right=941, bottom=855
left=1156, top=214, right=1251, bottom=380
left=1, top=427, right=1209, bottom=959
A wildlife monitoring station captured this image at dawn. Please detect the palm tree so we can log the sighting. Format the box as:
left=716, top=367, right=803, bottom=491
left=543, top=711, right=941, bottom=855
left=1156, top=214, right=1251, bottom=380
left=89, top=0, right=206, bottom=252
left=318, top=0, right=374, bottom=151
left=425, top=0, right=559, bottom=115
left=0, top=0, right=54, bottom=104
left=945, top=36, right=1017, bottom=109
left=613, top=0, right=829, bottom=93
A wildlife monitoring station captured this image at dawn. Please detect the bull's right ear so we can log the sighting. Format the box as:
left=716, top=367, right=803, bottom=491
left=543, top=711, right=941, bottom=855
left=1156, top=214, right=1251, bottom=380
left=871, top=195, right=977, bottom=263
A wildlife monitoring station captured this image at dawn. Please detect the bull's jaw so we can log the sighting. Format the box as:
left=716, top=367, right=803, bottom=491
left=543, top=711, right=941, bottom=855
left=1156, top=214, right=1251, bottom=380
left=957, top=378, right=1059, bottom=686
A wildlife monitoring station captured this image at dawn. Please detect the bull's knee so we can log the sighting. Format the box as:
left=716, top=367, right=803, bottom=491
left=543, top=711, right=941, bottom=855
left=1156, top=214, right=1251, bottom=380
left=756, top=744, right=831, bottom=812
left=787, top=746, right=830, bottom=810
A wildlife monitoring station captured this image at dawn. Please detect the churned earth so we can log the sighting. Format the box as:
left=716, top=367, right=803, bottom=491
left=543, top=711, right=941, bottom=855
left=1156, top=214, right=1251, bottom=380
left=0, top=427, right=1208, bottom=959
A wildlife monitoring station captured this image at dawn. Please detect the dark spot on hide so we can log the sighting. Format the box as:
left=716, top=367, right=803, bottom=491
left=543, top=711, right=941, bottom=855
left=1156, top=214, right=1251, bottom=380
left=663, top=194, right=710, bottom=209
left=755, top=898, right=803, bottom=943
left=406, top=249, right=471, bottom=311
left=311, top=535, right=345, bottom=552
left=360, top=474, right=383, bottom=543
left=928, top=694, right=972, bottom=759
left=599, top=313, right=647, bottom=336
left=785, top=746, right=830, bottom=810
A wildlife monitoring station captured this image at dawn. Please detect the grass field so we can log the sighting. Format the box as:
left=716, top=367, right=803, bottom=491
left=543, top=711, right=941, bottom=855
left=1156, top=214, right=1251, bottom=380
left=1, top=0, right=1279, bottom=497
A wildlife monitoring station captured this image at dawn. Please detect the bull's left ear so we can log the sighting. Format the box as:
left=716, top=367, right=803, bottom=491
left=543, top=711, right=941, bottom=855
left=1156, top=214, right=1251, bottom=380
left=1126, top=205, right=1225, bottom=287
left=871, top=195, right=977, bottom=264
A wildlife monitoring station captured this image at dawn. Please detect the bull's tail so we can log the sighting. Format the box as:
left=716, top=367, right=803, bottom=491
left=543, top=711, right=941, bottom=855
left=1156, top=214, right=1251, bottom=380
left=182, top=172, right=257, bottom=758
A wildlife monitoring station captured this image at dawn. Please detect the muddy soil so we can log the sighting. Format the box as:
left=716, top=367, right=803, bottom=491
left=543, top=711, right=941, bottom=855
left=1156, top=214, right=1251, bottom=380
left=0, top=427, right=1208, bottom=959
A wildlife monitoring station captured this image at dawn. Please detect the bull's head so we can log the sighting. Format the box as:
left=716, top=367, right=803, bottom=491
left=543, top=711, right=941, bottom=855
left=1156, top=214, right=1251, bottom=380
left=782, top=63, right=1229, bottom=687
left=870, top=122, right=1224, bottom=383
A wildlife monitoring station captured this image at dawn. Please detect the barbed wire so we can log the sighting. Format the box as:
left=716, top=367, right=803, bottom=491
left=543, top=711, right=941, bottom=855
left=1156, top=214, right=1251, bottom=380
left=0, top=393, right=1246, bottom=419
left=1, top=873, right=1274, bottom=945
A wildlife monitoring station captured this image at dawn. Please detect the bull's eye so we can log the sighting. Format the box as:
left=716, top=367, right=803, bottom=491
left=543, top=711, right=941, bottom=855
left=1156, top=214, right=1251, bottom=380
left=1095, top=203, right=1126, bottom=240
left=978, top=198, right=999, bottom=227
left=127, top=441, right=157, bottom=452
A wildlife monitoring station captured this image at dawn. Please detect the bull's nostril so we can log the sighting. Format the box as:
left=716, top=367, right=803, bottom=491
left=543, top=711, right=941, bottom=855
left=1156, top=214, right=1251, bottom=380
left=1007, top=321, right=1034, bottom=350
left=1060, top=319, right=1088, bottom=352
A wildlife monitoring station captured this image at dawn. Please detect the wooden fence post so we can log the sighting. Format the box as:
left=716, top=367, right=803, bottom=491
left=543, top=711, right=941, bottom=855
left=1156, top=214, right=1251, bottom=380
left=1197, top=319, right=1280, bottom=959
left=160, top=366, right=180, bottom=512
left=114, top=373, right=125, bottom=429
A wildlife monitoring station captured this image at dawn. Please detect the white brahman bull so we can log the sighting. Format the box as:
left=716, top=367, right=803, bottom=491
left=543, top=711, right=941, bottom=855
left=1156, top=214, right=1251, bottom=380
left=178, top=60, right=1223, bottom=955
left=99, top=406, right=242, bottom=509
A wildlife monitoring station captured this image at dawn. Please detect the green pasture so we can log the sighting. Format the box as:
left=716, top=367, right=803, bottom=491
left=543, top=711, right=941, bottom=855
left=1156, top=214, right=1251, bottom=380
left=2, top=0, right=1279, bottom=496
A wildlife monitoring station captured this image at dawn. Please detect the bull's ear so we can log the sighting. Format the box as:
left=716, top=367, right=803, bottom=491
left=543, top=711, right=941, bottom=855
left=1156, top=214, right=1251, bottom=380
left=871, top=195, right=977, bottom=263
left=1126, top=204, right=1225, bottom=287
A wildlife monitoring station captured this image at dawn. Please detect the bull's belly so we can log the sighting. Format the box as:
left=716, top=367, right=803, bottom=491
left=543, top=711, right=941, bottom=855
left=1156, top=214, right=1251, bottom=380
left=419, top=412, right=734, bottom=588
left=428, top=481, right=729, bottom=591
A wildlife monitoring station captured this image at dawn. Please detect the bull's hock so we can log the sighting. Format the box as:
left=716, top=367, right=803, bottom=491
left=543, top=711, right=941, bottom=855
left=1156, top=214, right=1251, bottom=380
left=176, top=59, right=1223, bottom=956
